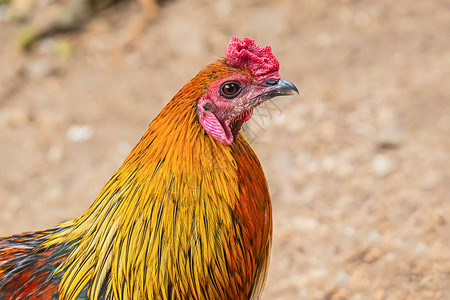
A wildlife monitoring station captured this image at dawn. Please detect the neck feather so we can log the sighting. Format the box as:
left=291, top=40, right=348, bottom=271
left=42, top=74, right=269, bottom=299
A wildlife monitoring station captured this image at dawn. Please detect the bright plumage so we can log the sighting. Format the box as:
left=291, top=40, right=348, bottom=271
left=0, top=37, right=298, bottom=300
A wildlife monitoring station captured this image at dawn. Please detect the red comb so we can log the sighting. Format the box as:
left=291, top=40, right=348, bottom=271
left=226, top=37, right=280, bottom=81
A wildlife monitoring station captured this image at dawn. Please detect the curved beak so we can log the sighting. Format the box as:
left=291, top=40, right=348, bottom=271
left=256, top=78, right=299, bottom=102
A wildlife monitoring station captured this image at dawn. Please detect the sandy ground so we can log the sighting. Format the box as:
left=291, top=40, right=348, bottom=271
left=1, top=0, right=449, bottom=299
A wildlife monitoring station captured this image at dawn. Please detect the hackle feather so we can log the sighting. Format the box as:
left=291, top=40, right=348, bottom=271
left=0, top=59, right=274, bottom=299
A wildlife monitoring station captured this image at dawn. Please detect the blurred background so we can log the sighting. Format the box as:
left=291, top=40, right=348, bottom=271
left=0, top=0, right=449, bottom=299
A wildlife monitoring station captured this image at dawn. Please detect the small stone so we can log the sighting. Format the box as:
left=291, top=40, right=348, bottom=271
left=325, top=288, right=349, bottom=300
left=351, top=294, right=363, bottom=300
left=374, top=289, right=386, bottom=300
left=343, top=226, right=356, bottom=237
left=376, top=106, right=402, bottom=148
left=321, top=156, right=335, bottom=172
left=7, top=195, right=23, bottom=210
left=368, top=230, right=381, bottom=242
left=415, top=242, right=428, bottom=254
left=292, top=217, right=318, bottom=231
left=0, top=109, right=32, bottom=127
left=335, top=271, right=349, bottom=284
left=320, top=121, right=336, bottom=140
left=117, top=141, right=132, bottom=156
left=46, top=186, right=63, bottom=202
left=305, top=161, right=319, bottom=173
left=335, top=160, right=354, bottom=177
left=37, top=38, right=57, bottom=55
left=385, top=253, right=395, bottom=261
left=377, top=127, right=402, bottom=149
left=362, top=248, right=383, bottom=263
left=316, top=32, right=334, bottom=47
left=66, top=125, right=94, bottom=143
left=371, top=154, right=395, bottom=177
left=309, top=268, right=329, bottom=279
left=25, top=59, right=52, bottom=79
left=419, top=171, right=440, bottom=190
left=35, top=111, right=64, bottom=128
left=294, top=152, right=311, bottom=167
left=47, top=145, right=63, bottom=163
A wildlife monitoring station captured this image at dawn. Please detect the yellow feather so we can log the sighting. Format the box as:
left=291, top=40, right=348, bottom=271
left=41, top=60, right=271, bottom=299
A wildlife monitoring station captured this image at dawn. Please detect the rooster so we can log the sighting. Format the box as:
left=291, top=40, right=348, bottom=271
left=0, top=37, right=298, bottom=300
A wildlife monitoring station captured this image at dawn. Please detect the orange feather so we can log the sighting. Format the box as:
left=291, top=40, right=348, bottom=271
left=0, top=38, right=297, bottom=299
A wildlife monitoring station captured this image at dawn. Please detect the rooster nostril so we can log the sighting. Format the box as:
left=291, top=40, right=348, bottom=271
left=264, top=79, right=279, bottom=86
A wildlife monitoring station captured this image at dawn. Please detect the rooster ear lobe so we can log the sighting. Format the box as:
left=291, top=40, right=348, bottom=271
left=197, top=96, right=233, bottom=145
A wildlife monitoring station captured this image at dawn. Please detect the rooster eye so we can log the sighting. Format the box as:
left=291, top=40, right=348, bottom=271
left=220, top=81, right=241, bottom=99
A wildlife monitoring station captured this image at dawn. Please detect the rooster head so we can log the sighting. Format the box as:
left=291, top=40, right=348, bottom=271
left=196, top=37, right=298, bottom=145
